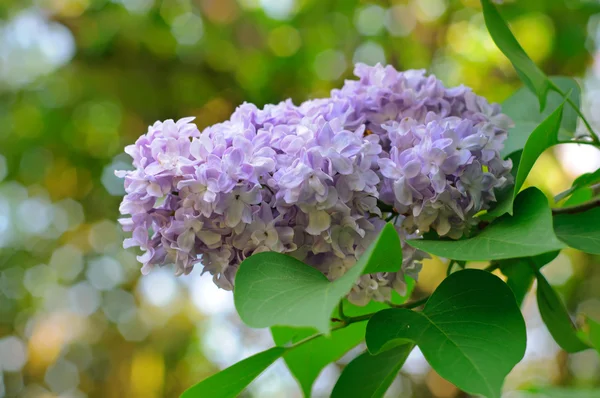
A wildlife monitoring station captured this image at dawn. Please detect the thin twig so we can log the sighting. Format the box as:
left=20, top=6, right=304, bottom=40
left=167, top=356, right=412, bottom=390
left=552, top=83, right=600, bottom=146
left=552, top=198, right=600, bottom=215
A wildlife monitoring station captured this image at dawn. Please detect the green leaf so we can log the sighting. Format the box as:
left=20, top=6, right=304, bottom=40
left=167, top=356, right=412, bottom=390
left=271, top=323, right=365, bottom=397
left=366, top=269, right=526, bottom=398
left=489, top=104, right=565, bottom=217
left=480, top=0, right=550, bottom=110
left=501, top=252, right=559, bottom=307
left=533, top=267, right=589, bottom=352
left=585, top=316, right=600, bottom=353
left=180, top=347, right=287, bottom=398
left=554, top=207, right=600, bottom=254
left=563, top=187, right=593, bottom=207
left=555, top=167, right=600, bottom=202
left=408, top=188, right=566, bottom=261
left=331, top=345, right=414, bottom=398
left=520, top=387, right=600, bottom=398
left=361, top=223, right=403, bottom=274
left=502, top=77, right=581, bottom=158
left=234, top=223, right=402, bottom=333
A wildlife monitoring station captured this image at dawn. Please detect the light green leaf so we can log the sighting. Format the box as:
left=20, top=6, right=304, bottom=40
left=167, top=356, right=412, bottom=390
left=501, top=252, right=559, bottom=307
left=502, top=77, right=581, bottom=158
left=563, top=187, right=594, bottom=207
left=331, top=345, right=414, bottom=398
left=533, top=267, right=589, bottom=352
left=234, top=223, right=401, bottom=333
left=366, top=269, right=526, bottom=398
left=554, top=207, right=600, bottom=254
left=180, top=347, right=287, bottom=398
left=489, top=104, right=565, bottom=217
left=480, top=0, right=550, bottom=110
left=408, top=188, right=566, bottom=261
left=520, top=387, right=600, bottom=398
left=585, top=316, right=600, bottom=354
left=555, top=167, right=600, bottom=202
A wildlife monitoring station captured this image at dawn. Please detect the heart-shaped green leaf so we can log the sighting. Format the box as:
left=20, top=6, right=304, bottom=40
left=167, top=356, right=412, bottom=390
left=366, top=269, right=526, bottom=398
left=331, top=345, right=414, bottom=398
left=181, top=347, right=287, bottom=398
left=554, top=207, right=600, bottom=254
left=234, top=223, right=402, bottom=333
left=408, top=188, right=565, bottom=261
left=533, top=267, right=590, bottom=352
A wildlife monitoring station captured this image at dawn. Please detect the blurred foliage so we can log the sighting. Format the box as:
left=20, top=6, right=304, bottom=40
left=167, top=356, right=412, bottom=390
left=1, top=0, right=600, bottom=397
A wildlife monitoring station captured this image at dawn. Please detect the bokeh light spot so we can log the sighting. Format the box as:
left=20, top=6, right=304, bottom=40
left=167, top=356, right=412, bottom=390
left=314, top=49, right=347, bottom=81
left=353, top=41, right=386, bottom=66
left=86, top=256, right=124, bottom=291
left=0, top=336, right=28, bottom=372
left=44, top=359, right=79, bottom=394
left=50, top=244, right=84, bottom=283
left=355, top=5, right=386, bottom=36
left=68, top=281, right=101, bottom=316
left=268, top=25, right=301, bottom=57
left=139, top=268, right=177, bottom=307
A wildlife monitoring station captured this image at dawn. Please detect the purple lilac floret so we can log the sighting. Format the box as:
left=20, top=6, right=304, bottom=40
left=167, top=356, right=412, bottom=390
left=116, top=63, right=513, bottom=305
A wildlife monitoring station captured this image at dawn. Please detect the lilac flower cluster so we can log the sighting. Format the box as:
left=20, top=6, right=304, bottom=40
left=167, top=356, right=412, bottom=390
left=117, top=63, right=513, bottom=305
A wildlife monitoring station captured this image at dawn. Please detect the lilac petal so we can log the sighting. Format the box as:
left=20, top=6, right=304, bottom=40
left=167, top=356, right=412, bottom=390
left=305, top=209, right=331, bottom=235
left=225, top=199, right=244, bottom=228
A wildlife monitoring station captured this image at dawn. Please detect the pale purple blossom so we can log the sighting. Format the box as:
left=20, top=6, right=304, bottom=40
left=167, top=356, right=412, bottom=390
left=116, top=63, right=513, bottom=305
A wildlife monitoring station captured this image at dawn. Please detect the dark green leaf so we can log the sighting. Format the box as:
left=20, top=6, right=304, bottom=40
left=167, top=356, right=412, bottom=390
left=501, top=252, right=559, bottom=307
left=366, top=269, right=526, bottom=398
left=490, top=104, right=565, bottom=217
left=502, top=77, right=580, bottom=158
left=533, top=267, right=589, bottom=352
left=408, top=188, right=565, bottom=261
left=331, top=345, right=414, bottom=398
left=180, top=347, right=287, bottom=398
left=234, top=223, right=401, bottom=333
left=480, top=0, right=550, bottom=110
left=554, top=207, right=600, bottom=254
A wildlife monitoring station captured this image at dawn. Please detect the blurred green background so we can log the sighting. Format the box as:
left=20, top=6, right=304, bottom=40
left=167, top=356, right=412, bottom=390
left=1, top=0, right=600, bottom=397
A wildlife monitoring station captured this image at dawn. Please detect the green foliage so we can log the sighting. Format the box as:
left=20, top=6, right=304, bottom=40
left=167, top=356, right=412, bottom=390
left=554, top=208, right=600, bottom=254
left=555, top=168, right=600, bottom=202
left=501, top=252, right=559, bottom=306
left=271, top=324, right=365, bottom=397
left=180, top=347, right=287, bottom=398
left=331, top=345, right=414, bottom=398
left=501, top=77, right=581, bottom=158
left=490, top=104, right=565, bottom=216
left=365, top=270, right=526, bottom=398
left=408, top=188, right=565, bottom=261
left=480, top=0, right=550, bottom=110
left=533, top=267, right=589, bottom=352
left=234, top=223, right=401, bottom=333
left=585, top=317, right=600, bottom=354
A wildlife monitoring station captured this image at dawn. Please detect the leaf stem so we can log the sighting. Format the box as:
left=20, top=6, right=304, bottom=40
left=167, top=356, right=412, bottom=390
left=552, top=198, right=600, bottom=215
left=552, top=84, right=600, bottom=146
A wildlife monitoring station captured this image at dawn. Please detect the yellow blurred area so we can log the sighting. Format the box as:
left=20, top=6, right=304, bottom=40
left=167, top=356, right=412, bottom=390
left=130, top=350, right=165, bottom=398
